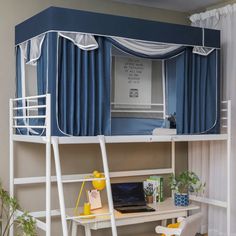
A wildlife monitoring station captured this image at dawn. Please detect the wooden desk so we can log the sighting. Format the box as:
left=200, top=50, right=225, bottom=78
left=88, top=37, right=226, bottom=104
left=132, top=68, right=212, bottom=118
left=67, top=198, right=199, bottom=236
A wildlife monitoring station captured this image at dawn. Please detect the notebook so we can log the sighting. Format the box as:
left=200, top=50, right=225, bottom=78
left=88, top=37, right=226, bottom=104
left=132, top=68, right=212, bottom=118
left=111, top=182, right=155, bottom=213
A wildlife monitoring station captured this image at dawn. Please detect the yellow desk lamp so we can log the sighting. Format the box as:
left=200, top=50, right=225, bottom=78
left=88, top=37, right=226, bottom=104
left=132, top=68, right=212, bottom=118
left=74, top=170, right=106, bottom=216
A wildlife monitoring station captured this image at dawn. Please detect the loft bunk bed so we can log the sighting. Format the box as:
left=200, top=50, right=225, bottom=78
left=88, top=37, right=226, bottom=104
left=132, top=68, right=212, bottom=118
left=14, top=7, right=220, bottom=137
left=10, top=6, right=231, bottom=236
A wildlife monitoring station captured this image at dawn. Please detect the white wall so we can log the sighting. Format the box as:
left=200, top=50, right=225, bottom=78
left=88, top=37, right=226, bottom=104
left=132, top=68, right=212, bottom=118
left=0, top=1, right=188, bottom=235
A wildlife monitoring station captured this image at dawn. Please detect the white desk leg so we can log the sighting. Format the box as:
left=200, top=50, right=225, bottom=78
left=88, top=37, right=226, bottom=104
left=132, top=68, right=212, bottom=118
left=71, top=222, right=78, bottom=236
left=84, top=225, right=92, bottom=236
left=161, top=220, right=167, bottom=226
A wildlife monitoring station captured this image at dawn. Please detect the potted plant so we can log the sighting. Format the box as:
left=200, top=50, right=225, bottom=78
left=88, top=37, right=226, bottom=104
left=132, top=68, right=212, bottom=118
left=144, top=183, right=154, bottom=204
left=0, top=182, right=36, bottom=235
left=169, top=171, right=205, bottom=206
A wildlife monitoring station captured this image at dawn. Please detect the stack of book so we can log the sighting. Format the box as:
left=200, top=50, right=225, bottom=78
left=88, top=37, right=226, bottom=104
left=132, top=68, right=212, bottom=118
left=143, top=176, right=164, bottom=203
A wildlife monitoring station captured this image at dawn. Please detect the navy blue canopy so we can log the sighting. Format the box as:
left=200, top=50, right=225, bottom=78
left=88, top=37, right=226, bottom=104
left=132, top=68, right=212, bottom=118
left=15, top=7, right=220, bottom=48
left=15, top=7, right=221, bottom=136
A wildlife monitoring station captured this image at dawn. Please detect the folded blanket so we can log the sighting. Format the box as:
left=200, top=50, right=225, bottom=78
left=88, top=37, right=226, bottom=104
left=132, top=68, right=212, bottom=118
left=152, top=128, right=176, bottom=135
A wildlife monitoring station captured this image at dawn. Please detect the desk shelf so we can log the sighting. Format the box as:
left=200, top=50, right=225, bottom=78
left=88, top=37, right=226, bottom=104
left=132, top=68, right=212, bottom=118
left=66, top=198, right=199, bottom=235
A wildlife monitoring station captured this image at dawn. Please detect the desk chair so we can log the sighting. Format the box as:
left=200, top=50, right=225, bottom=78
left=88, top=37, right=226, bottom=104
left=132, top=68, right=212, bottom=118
left=155, top=213, right=202, bottom=236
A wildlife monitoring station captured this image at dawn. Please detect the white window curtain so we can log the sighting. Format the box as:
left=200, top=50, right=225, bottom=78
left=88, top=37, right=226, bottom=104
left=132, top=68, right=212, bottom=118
left=111, top=36, right=181, bottom=56
left=58, top=32, right=98, bottom=50
left=190, top=4, right=236, bottom=236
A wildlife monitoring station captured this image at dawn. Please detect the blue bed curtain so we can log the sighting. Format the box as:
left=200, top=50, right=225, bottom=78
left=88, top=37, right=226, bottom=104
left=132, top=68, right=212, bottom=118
left=108, top=39, right=220, bottom=135
left=16, top=47, right=22, bottom=98
left=165, top=56, right=177, bottom=116
left=173, top=48, right=220, bottom=134
left=57, top=36, right=111, bottom=136
left=16, top=33, right=219, bottom=136
left=15, top=47, right=25, bottom=130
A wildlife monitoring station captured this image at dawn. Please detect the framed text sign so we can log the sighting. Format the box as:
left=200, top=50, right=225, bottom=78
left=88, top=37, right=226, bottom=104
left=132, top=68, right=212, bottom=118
left=114, top=57, right=152, bottom=108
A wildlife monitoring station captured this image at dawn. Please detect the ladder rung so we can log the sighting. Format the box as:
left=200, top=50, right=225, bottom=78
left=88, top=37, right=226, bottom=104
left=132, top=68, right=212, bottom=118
left=66, top=212, right=111, bottom=220
left=13, top=105, right=46, bottom=110
left=13, top=115, right=46, bottom=119
left=62, top=177, right=106, bottom=183
left=13, top=125, right=46, bottom=129
left=13, top=94, right=47, bottom=101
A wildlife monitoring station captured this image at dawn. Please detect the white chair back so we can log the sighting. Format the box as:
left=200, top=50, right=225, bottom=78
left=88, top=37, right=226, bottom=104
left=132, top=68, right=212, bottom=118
left=179, top=213, right=202, bottom=236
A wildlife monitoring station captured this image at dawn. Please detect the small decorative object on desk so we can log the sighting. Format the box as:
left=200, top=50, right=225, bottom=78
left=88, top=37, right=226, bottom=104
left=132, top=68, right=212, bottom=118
left=83, top=202, right=91, bottom=215
left=143, top=182, right=154, bottom=203
left=147, top=176, right=164, bottom=203
left=169, top=171, right=205, bottom=207
left=167, top=112, right=176, bottom=129
left=87, top=189, right=102, bottom=210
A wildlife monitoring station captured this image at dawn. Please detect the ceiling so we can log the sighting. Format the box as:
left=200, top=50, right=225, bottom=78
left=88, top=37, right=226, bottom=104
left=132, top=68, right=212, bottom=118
left=114, top=0, right=226, bottom=12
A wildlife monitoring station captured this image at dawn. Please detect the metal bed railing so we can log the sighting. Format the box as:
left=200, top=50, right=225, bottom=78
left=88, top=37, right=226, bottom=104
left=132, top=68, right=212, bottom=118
left=10, top=94, right=230, bottom=138
left=221, top=100, right=231, bottom=133
left=10, top=94, right=51, bottom=138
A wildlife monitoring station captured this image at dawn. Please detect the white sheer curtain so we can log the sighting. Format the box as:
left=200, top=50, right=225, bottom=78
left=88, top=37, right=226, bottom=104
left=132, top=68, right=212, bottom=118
left=58, top=32, right=98, bottom=50
left=111, top=36, right=181, bottom=55
left=190, top=4, right=236, bottom=236
left=19, top=34, right=45, bottom=65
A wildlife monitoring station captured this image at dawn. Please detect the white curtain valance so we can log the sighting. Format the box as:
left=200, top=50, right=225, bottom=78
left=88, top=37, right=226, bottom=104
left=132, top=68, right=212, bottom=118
left=58, top=32, right=98, bottom=51
left=19, top=31, right=215, bottom=61
left=19, top=34, right=46, bottom=66
left=111, top=36, right=181, bottom=56
left=112, top=36, right=214, bottom=57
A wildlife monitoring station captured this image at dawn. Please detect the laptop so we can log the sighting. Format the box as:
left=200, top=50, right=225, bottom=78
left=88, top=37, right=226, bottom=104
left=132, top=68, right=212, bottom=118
left=111, top=182, right=155, bottom=213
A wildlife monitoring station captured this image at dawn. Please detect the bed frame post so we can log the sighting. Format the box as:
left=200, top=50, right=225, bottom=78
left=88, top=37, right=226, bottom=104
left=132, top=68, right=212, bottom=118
left=98, top=135, right=117, bottom=236
left=227, top=100, right=231, bottom=236
left=46, top=94, right=51, bottom=236
left=52, top=137, right=68, bottom=236
left=162, top=60, right=166, bottom=119
left=171, top=140, right=175, bottom=199
left=9, top=99, right=14, bottom=236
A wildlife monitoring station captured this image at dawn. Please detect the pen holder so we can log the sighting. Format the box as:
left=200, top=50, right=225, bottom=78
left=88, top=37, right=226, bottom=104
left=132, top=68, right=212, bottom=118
left=83, top=202, right=91, bottom=215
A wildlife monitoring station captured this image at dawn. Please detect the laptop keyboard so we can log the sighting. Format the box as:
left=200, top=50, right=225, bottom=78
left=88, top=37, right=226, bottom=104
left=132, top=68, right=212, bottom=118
left=115, top=205, right=155, bottom=213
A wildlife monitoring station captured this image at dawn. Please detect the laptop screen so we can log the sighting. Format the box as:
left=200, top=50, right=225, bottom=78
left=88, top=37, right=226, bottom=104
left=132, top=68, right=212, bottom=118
left=111, top=182, right=146, bottom=207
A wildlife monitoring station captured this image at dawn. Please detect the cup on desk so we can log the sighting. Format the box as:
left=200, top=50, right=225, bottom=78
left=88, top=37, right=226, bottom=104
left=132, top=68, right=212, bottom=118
left=83, top=202, right=91, bottom=215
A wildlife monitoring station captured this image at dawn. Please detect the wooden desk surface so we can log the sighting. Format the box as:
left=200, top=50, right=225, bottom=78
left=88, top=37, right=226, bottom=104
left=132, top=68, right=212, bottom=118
left=66, top=198, right=199, bottom=229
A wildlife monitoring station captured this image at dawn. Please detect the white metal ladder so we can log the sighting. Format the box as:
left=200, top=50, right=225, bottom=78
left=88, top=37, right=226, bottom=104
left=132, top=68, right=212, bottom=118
left=52, top=135, right=117, bottom=236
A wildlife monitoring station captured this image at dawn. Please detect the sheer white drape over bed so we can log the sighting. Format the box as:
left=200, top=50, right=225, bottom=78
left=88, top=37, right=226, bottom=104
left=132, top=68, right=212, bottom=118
left=190, top=4, right=236, bottom=236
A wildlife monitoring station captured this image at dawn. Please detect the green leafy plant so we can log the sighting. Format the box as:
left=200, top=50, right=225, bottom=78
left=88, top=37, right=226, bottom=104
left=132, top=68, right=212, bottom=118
left=0, top=182, right=37, bottom=236
left=169, top=171, right=205, bottom=195
left=144, top=183, right=154, bottom=196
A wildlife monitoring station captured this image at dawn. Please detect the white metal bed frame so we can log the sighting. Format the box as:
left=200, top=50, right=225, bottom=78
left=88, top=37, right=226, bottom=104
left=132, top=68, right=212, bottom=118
left=9, top=94, right=231, bottom=236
